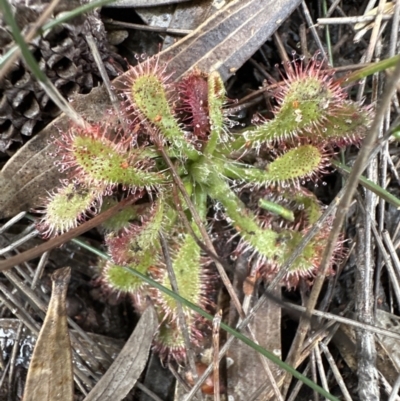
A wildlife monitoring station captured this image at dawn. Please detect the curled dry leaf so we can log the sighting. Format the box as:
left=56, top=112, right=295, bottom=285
left=23, top=267, right=73, bottom=401
left=83, top=305, right=158, bottom=401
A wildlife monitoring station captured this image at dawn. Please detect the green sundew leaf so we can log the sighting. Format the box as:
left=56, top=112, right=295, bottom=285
left=43, top=184, right=98, bottom=235
left=244, top=77, right=330, bottom=145
left=264, top=145, right=323, bottom=183
left=222, top=145, right=323, bottom=185
left=274, top=230, right=321, bottom=274
left=160, top=234, right=203, bottom=315
left=100, top=198, right=140, bottom=232
left=309, top=102, right=370, bottom=143
left=206, top=170, right=277, bottom=257
left=291, top=192, right=321, bottom=225
left=72, top=136, right=164, bottom=187
left=204, top=71, right=226, bottom=155
left=132, top=75, right=199, bottom=160
left=258, top=199, right=295, bottom=222
left=104, top=258, right=151, bottom=294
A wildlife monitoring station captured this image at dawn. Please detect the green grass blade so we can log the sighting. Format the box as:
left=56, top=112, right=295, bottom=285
left=341, top=54, right=400, bottom=84
left=333, top=160, right=400, bottom=208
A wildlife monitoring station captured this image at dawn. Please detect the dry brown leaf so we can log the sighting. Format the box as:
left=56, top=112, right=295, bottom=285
left=23, top=267, right=74, bottom=401
left=83, top=305, right=158, bottom=401
left=224, top=257, right=282, bottom=400
left=158, top=0, right=302, bottom=81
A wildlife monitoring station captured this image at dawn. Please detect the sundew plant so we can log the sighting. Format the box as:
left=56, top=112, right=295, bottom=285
left=38, top=55, right=370, bottom=361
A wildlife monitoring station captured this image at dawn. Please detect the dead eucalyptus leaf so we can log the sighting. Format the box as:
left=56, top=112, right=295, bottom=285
left=157, top=0, right=302, bottom=81
left=137, top=0, right=219, bottom=50
left=83, top=305, right=157, bottom=401
left=226, top=257, right=282, bottom=400
left=23, top=267, right=73, bottom=401
left=0, top=0, right=300, bottom=218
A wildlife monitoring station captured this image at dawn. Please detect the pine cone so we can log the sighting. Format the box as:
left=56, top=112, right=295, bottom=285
left=0, top=0, right=126, bottom=154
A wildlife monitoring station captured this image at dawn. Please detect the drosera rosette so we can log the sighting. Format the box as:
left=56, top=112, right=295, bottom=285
left=37, top=181, right=102, bottom=238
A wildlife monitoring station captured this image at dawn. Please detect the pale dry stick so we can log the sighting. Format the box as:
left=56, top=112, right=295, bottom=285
left=320, top=342, right=352, bottom=401
left=314, top=346, right=329, bottom=397
left=212, top=310, right=222, bottom=401
left=8, top=322, right=26, bottom=393
left=388, top=374, right=400, bottom=401
left=309, top=351, right=318, bottom=401
left=159, top=232, right=201, bottom=393
left=387, top=0, right=400, bottom=113
left=283, top=56, right=400, bottom=397
left=286, top=364, right=311, bottom=401
left=0, top=212, right=27, bottom=235
left=0, top=0, right=61, bottom=81
left=357, top=195, right=400, bottom=308
left=326, top=0, right=344, bottom=17
left=382, top=230, right=400, bottom=281
left=32, top=251, right=49, bottom=285
left=285, top=302, right=400, bottom=341
left=357, top=0, right=388, bottom=100
left=0, top=360, right=10, bottom=391
left=0, top=283, right=40, bottom=335
left=356, top=60, right=380, bottom=398
left=299, top=23, right=311, bottom=61
left=389, top=0, right=400, bottom=56
left=135, top=383, right=164, bottom=401
left=104, top=19, right=191, bottom=36
left=317, top=15, right=393, bottom=25
left=86, top=34, right=121, bottom=117
left=383, top=150, right=400, bottom=183
left=301, top=1, right=326, bottom=57
left=273, top=32, right=292, bottom=73
left=0, top=230, right=39, bottom=256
